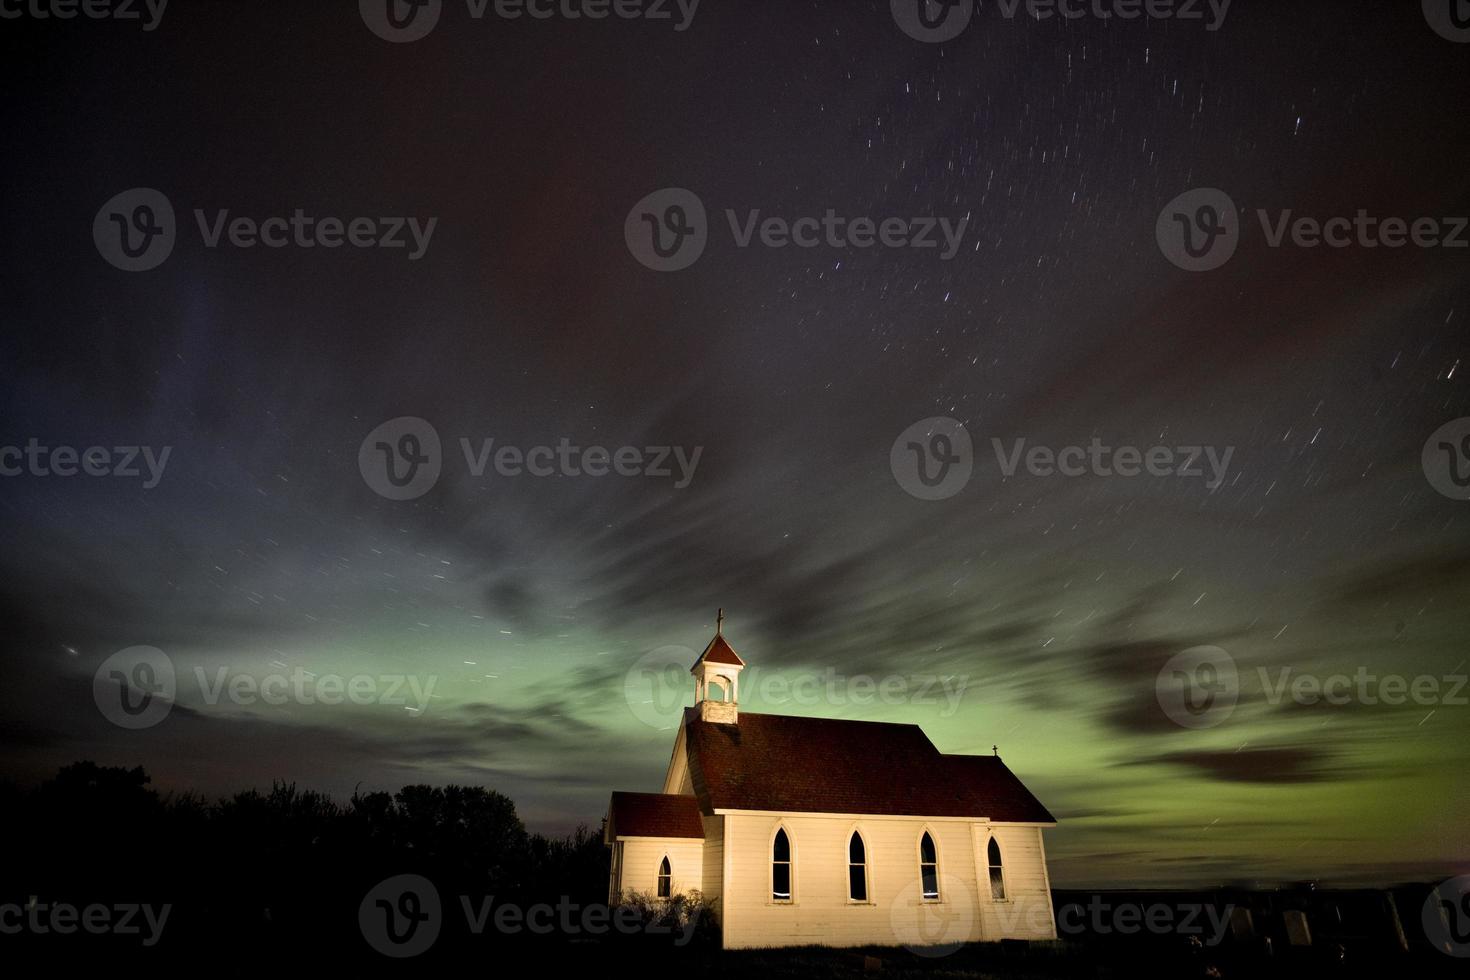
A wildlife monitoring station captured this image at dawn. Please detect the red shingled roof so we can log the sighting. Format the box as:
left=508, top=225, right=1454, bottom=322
left=682, top=709, right=1055, bottom=823
left=937, top=754, right=1058, bottom=823
left=606, top=791, right=706, bottom=839
left=691, top=633, right=745, bottom=669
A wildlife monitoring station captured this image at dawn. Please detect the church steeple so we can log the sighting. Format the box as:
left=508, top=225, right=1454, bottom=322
left=691, top=609, right=745, bottom=724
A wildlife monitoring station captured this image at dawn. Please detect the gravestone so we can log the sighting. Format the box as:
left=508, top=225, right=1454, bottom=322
left=1284, top=909, right=1313, bottom=946
left=1230, top=906, right=1254, bottom=939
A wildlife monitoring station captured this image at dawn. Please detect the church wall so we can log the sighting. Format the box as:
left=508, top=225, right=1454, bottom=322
left=974, top=823, right=1058, bottom=942
left=660, top=726, right=689, bottom=795
left=719, top=811, right=1055, bottom=950
left=701, top=813, right=724, bottom=903
left=612, top=837, right=704, bottom=902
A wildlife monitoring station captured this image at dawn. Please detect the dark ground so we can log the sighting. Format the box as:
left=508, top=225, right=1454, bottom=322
left=5, top=764, right=1463, bottom=976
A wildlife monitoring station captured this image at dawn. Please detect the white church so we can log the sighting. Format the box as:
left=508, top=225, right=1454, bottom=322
left=605, top=618, right=1060, bottom=950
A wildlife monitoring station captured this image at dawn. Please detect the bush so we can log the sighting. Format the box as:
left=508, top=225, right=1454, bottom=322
left=616, top=889, right=721, bottom=948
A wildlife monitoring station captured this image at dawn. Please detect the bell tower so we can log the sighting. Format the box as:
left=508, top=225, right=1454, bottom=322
left=691, top=608, right=746, bottom=724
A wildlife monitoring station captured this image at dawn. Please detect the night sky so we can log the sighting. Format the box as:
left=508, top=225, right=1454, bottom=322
left=2, top=1, right=1467, bottom=889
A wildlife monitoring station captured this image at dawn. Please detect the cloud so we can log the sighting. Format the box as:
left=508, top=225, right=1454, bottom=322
left=1121, top=746, right=1373, bottom=785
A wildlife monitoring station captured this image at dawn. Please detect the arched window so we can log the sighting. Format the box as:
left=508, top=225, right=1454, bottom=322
left=657, top=855, right=672, bottom=898
left=772, top=827, right=792, bottom=902
left=987, top=837, right=1006, bottom=901
left=919, top=830, right=940, bottom=900
left=848, top=831, right=868, bottom=902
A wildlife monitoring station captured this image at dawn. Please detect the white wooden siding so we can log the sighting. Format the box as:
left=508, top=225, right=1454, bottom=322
left=661, top=727, right=690, bottom=795
left=702, top=813, right=725, bottom=904
left=973, top=824, right=1058, bottom=941
left=613, top=837, right=703, bottom=901
left=642, top=726, right=1055, bottom=949
left=719, top=812, right=1055, bottom=949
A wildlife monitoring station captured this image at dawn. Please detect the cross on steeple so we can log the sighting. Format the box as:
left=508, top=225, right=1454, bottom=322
left=716, top=607, right=724, bottom=635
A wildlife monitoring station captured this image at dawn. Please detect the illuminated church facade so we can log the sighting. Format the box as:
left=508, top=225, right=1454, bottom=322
left=604, top=620, right=1059, bottom=950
